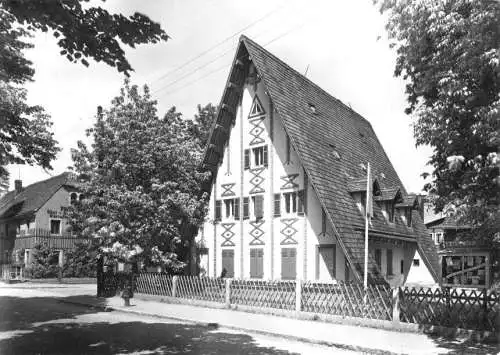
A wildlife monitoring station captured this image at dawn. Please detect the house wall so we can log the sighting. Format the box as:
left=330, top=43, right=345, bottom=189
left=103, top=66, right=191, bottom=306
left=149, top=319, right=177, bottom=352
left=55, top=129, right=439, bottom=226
left=405, top=249, right=438, bottom=287
left=34, top=186, right=72, bottom=233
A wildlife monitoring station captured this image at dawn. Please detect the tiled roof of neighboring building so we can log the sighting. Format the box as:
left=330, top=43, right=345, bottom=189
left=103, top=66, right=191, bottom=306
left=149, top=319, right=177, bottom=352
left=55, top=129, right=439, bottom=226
left=374, top=187, right=402, bottom=202
left=0, top=172, right=77, bottom=220
left=205, top=35, right=439, bottom=283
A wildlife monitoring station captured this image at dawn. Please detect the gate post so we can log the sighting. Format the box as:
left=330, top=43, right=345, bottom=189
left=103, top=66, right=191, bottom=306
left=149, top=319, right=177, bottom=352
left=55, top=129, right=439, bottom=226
left=392, top=288, right=401, bottom=325
left=295, top=279, right=302, bottom=312
left=172, top=275, right=178, bottom=297
left=225, top=278, right=232, bottom=308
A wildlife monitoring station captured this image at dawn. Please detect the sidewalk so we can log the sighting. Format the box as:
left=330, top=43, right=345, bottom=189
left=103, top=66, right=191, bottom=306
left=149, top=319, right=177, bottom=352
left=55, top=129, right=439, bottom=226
left=63, top=294, right=451, bottom=354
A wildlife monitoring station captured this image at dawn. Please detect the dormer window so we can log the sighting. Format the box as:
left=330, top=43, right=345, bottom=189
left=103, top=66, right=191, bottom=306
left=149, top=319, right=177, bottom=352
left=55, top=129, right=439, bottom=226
left=404, top=208, right=412, bottom=227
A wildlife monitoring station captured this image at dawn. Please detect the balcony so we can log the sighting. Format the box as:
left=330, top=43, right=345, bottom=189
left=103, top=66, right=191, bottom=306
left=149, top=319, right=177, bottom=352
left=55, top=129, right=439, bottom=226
left=438, top=239, right=490, bottom=251
left=14, top=228, right=89, bottom=250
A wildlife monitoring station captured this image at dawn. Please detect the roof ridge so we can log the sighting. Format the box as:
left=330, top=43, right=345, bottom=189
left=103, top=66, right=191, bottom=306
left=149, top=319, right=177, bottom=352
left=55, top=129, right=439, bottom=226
left=4, top=172, right=69, bottom=195
left=240, top=35, right=372, bottom=126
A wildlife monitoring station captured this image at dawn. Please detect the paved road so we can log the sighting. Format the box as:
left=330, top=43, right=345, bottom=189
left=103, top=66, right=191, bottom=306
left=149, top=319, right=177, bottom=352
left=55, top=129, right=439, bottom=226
left=0, top=285, right=355, bottom=355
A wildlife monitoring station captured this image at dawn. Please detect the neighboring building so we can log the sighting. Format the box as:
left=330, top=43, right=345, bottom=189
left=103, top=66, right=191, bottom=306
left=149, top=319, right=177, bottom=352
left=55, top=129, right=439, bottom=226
left=194, top=36, right=439, bottom=286
left=0, top=172, right=85, bottom=266
left=424, top=201, right=493, bottom=289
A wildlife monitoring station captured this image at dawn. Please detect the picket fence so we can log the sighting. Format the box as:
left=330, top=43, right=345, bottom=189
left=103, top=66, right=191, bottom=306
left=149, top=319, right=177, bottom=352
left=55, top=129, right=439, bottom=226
left=103, top=273, right=499, bottom=332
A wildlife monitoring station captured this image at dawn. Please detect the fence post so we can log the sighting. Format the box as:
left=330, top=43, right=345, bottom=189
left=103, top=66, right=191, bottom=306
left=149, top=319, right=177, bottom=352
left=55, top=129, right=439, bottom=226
left=172, top=275, right=178, bottom=298
left=392, top=288, right=400, bottom=325
left=225, top=278, right=232, bottom=308
left=295, top=279, right=302, bottom=312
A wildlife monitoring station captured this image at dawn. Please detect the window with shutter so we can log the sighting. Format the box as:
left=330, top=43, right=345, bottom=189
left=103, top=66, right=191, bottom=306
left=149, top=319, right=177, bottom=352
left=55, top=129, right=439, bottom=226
left=250, top=248, right=264, bottom=278
left=224, top=199, right=235, bottom=218
left=215, top=200, right=222, bottom=221
left=234, top=198, right=240, bottom=220
left=281, top=248, right=296, bottom=280
left=273, top=193, right=281, bottom=217
left=253, top=195, right=264, bottom=220
left=243, top=197, right=249, bottom=219
left=244, top=149, right=250, bottom=170
left=387, top=249, right=393, bottom=275
left=263, top=145, right=268, bottom=167
left=221, top=249, right=234, bottom=278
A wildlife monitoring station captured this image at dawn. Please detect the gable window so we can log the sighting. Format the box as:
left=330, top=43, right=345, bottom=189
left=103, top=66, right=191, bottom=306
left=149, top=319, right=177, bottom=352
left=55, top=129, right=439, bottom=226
left=252, top=145, right=268, bottom=167
left=252, top=195, right=264, bottom=220
left=50, top=219, right=61, bottom=235
left=404, top=208, right=412, bottom=227
left=70, top=192, right=78, bottom=204
left=384, top=201, right=395, bottom=223
left=413, top=259, right=420, bottom=267
left=79, top=193, right=84, bottom=201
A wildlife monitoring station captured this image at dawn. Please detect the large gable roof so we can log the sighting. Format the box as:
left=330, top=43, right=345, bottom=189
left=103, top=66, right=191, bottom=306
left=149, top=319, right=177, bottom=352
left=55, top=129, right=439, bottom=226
left=204, top=36, right=439, bottom=283
left=0, top=172, right=76, bottom=221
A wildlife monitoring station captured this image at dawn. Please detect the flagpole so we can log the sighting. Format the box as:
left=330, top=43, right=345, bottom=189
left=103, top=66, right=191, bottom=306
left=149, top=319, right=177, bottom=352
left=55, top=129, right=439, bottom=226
left=364, top=162, right=370, bottom=292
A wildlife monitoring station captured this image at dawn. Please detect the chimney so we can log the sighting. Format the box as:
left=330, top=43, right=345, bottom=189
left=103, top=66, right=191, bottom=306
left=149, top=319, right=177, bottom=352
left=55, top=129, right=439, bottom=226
left=14, top=179, right=22, bottom=194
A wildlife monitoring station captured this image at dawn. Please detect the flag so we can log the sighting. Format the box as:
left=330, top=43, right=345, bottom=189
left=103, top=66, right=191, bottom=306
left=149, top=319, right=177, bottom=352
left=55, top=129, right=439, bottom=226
left=365, top=163, right=373, bottom=219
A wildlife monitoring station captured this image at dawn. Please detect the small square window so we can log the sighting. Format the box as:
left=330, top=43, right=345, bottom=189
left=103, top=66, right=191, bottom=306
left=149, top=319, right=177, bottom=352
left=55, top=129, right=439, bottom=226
left=412, top=259, right=420, bottom=267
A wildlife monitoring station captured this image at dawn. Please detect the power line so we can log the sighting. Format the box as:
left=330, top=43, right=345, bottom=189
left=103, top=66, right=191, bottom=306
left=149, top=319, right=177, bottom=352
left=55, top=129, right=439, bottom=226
left=157, top=22, right=309, bottom=99
left=152, top=3, right=286, bottom=85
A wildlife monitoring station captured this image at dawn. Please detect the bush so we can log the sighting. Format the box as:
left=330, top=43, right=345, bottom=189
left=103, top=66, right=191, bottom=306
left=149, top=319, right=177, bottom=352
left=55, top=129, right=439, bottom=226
left=25, top=243, right=61, bottom=278
left=62, top=242, right=97, bottom=278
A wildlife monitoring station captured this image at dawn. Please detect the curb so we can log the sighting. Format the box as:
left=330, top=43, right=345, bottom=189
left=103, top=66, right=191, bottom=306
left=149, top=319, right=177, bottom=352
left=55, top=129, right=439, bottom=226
left=57, top=297, right=398, bottom=355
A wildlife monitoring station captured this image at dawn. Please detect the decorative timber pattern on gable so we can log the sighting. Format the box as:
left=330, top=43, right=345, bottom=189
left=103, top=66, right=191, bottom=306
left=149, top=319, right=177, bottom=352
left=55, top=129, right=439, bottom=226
left=221, top=183, right=236, bottom=197
left=280, top=174, right=299, bottom=190
left=248, top=94, right=266, bottom=119
left=280, top=218, right=298, bottom=245
left=249, top=167, right=265, bottom=194
left=221, top=223, right=236, bottom=246
left=249, top=220, right=265, bottom=245
left=249, top=117, right=266, bottom=146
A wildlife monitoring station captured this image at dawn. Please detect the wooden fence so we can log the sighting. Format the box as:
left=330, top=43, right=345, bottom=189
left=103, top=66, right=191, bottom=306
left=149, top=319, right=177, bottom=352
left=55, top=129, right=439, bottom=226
left=100, top=273, right=499, bottom=332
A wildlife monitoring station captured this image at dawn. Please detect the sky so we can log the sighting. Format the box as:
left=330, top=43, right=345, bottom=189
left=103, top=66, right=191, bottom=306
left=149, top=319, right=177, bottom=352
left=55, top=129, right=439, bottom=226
left=7, top=0, right=433, bottom=193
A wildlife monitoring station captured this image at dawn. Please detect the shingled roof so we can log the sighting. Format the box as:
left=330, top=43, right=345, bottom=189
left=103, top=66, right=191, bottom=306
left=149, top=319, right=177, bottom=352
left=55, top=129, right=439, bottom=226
left=204, top=35, right=439, bottom=283
left=0, top=173, right=76, bottom=221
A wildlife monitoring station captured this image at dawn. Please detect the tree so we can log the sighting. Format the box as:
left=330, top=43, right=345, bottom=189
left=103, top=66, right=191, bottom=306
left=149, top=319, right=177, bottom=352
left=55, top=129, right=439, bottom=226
left=378, top=0, right=500, bottom=242
left=70, top=81, right=212, bottom=272
left=62, top=241, right=97, bottom=278
left=0, top=1, right=169, bottom=181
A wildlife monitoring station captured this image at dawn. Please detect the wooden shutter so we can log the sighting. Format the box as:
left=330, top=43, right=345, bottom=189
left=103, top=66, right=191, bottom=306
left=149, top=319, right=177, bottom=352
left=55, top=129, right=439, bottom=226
left=273, top=193, right=281, bottom=217
left=255, top=195, right=264, bottom=219
left=234, top=198, right=240, bottom=220
left=221, top=249, right=234, bottom=278
left=281, top=248, right=296, bottom=280
left=297, top=190, right=304, bottom=216
left=263, top=145, right=268, bottom=167
left=215, top=200, right=222, bottom=221
left=243, top=197, right=249, bottom=219
left=244, top=149, right=250, bottom=170
left=387, top=249, right=393, bottom=275
left=250, top=248, right=264, bottom=278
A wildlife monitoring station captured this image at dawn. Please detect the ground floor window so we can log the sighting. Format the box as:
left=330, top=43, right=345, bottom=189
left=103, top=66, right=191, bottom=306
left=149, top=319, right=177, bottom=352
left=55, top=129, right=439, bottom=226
left=281, top=248, right=296, bottom=280
left=250, top=248, right=264, bottom=278
left=221, top=249, right=234, bottom=278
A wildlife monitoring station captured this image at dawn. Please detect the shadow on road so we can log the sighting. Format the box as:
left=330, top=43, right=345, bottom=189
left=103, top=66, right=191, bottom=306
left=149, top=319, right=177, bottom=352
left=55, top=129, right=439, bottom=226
left=427, top=333, right=499, bottom=355
left=0, top=295, right=301, bottom=355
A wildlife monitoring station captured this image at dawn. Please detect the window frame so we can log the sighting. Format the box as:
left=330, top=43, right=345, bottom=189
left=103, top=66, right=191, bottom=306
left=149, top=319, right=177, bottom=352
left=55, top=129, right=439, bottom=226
left=50, top=219, right=62, bottom=235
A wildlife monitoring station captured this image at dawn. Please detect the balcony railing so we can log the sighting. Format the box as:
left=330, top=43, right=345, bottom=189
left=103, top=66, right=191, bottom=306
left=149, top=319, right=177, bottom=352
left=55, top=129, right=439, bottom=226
left=14, top=228, right=88, bottom=250
left=438, top=239, right=490, bottom=250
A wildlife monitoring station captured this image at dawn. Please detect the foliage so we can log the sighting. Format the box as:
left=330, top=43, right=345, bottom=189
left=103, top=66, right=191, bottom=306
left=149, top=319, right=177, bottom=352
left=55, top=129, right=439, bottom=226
left=70, top=80, right=214, bottom=270
left=25, top=243, right=60, bottom=278
left=62, top=241, right=97, bottom=278
left=378, top=0, right=500, bottom=241
left=0, top=1, right=169, bottom=180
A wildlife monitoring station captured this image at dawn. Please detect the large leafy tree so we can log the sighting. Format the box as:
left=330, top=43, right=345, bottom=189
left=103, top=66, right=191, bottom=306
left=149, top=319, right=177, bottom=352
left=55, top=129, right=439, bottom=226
left=0, top=1, right=169, bottom=186
left=378, top=0, right=500, bottom=241
left=70, top=81, right=213, bottom=271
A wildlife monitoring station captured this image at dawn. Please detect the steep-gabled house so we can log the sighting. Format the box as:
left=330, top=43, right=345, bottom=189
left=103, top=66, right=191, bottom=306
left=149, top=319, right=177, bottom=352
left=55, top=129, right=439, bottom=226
left=194, top=36, right=439, bottom=286
left=0, top=172, right=84, bottom=266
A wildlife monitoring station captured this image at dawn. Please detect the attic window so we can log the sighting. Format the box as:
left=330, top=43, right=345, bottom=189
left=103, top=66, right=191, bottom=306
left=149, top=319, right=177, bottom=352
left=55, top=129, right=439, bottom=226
left=308, top=103, right=317, bottom=114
